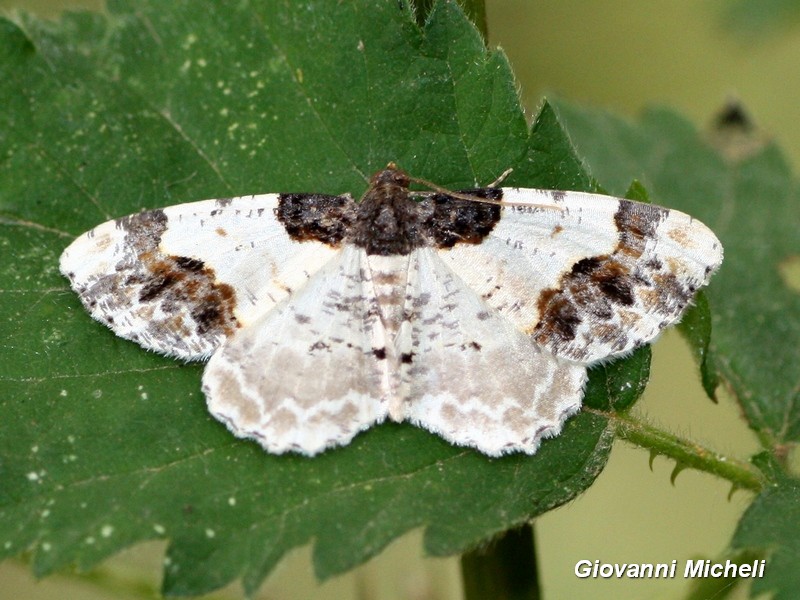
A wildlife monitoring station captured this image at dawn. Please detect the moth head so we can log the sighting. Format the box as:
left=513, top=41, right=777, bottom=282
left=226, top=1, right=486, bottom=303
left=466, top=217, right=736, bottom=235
left=370, top=163, right=410, bottom=189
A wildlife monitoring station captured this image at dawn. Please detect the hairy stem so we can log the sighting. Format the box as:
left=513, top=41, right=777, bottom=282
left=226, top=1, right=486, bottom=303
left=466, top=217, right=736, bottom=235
left=589, top=409, right=765, bottom=492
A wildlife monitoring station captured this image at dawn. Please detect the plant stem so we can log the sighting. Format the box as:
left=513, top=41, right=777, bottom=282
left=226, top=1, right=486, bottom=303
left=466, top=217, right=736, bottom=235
left=461, top=522, right=540, bottom=600
left=590, top=409, right=766, bottom=492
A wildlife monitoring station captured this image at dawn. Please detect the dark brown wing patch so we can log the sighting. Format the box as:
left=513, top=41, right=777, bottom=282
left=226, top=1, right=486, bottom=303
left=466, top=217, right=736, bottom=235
left=532, top=200, right=677, bottom=359
left=420, top=189, right=502, bottom=249
left=75, top=209, right=239, bottom=354
left=276, top=167, right=502, bottom=256
left=276, top=193, right=357, bottom=246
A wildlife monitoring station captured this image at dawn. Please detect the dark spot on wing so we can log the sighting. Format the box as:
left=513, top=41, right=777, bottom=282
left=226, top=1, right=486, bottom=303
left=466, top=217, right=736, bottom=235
left=535, top=288, right=582, bottom=342
left=533, top=200, right=679, bottom=360
left=653, top=272, right=692, bottom=308
left=645, top=258, right=663, bottom=271
left=421, top=188, right=502, bottom=249
left=116, top=209, right=168, bottom=250
left=138, top=271, right=177, bottom=302
left=277, top=193, right=356, bottom=246
left=175, top=256, right=205, bottom=272
left=192, top=303, right=226, bottom=334
left=573, top=257, right=635, bottom=306
left=571, top=256, right=602, bottom=276
left=534, top=255, right=638, bottom=353
left=614, top=200, right=665, bottom=258
left=536, top=195, right=716, bottom=361
left=77, top=208, right=239, bottom=357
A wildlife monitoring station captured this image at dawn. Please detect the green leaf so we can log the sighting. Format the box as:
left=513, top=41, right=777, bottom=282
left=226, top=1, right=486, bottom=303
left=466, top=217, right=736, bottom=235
left=731, top=462, right=800, bottom=600
left=412, top=0, right=487, bottom=40
left=623, top=179, right=650, bottom=203
left=684, top=548, right=763, bottom=600
left=550, top=99, right=800, bottom=450
left=583, top=347, right=651, bottom=413
left=0, top=1, right=629, bottom=595
left=677, top=292, right=720, bottom=400
left=720, top=0, right=800, bottom=40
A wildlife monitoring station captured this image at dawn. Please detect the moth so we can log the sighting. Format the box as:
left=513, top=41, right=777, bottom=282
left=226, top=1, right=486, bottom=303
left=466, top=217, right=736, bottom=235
left=60, top=163, right=723, bottom=456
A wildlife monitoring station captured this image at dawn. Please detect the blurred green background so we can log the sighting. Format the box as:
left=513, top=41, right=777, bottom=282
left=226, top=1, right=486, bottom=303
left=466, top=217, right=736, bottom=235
left=2, top=0, right=795, bottom=598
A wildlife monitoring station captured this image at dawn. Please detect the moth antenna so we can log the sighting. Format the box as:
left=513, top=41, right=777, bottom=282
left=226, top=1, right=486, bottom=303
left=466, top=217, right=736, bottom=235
left=487, top=167, right=513, bottom=188
left=406, top=172, right=564, bottom=211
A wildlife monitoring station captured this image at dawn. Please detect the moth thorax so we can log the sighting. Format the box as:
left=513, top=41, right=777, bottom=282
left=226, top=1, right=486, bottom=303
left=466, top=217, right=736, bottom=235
left=350, top=184, right=425, bottom=255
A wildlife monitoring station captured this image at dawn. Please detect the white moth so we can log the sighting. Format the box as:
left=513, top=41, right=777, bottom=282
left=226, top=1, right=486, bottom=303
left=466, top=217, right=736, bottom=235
left=60, top=164, right=723, bottom=456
